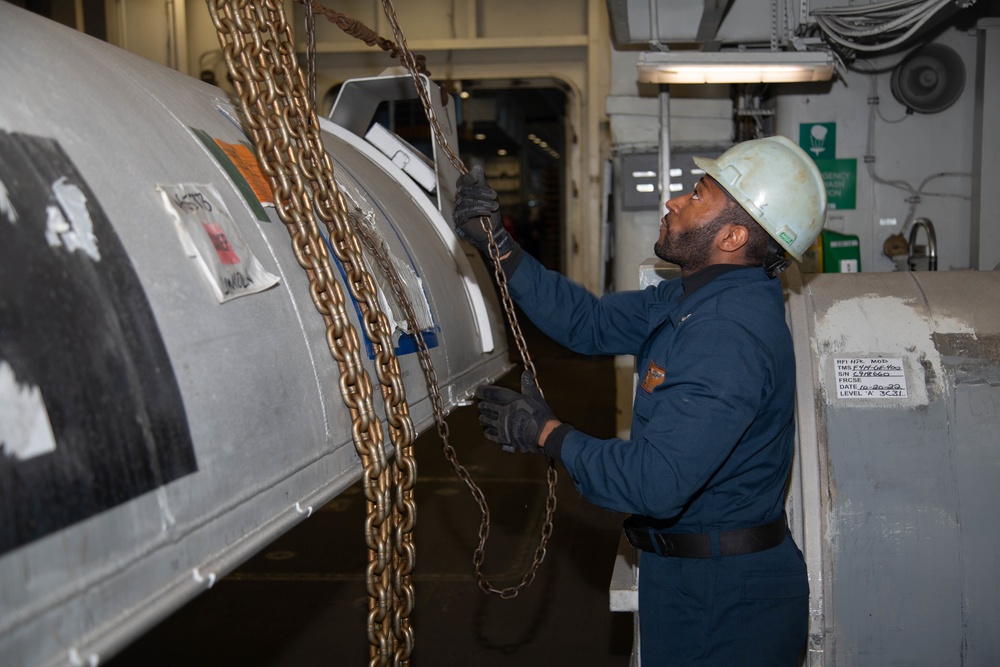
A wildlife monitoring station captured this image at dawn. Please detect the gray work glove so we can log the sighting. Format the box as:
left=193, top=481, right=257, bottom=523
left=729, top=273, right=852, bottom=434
left=475, top=371, right=554, bottom=455
left=453, top=165, right=518, bottom=258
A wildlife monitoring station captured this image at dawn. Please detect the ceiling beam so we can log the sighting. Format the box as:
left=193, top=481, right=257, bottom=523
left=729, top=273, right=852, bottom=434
left=696, top=0, right=737, bottom=47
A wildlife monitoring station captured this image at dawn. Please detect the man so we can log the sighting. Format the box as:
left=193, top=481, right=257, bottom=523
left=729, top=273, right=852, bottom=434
left=453, top=135, right=826, bottom=665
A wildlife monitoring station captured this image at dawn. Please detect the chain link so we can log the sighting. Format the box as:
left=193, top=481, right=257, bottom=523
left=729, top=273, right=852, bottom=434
left=304, top=1, right=316, bottom=105
left=208, top=2, right=415, bottom=663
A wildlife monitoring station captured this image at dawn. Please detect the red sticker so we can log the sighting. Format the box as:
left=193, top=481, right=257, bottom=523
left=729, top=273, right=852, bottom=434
left=201, top=221, right=240, bottom=265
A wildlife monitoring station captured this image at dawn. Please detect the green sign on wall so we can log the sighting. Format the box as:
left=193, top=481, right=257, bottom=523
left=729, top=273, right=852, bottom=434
left=800, top=122, right=837, bottom=160
left=814, top=158, right=857, bottom=210
left=799, top=122, right=855, bottom=210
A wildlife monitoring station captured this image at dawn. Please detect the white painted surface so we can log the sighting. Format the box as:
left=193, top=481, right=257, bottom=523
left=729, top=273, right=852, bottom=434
left=0, top=362, right=57, bottom=461
left=814, top=294, right=975, bottom=407
left=776, top=27, right=979, bottom=273
left=49, top=179, right=101, bottom=261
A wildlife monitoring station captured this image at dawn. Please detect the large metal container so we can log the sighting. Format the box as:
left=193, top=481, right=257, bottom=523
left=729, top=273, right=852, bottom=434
left=0, top=5, right=509, bottom=667
left=785, top=267, right=1000, bottom=665
left=617, top=262, right=1000, bottom=665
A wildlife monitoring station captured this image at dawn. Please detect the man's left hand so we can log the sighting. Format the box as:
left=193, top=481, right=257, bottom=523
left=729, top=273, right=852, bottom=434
left=453, top=165, right=518, bottom=258
left=475, top=371, right=557, bottom=455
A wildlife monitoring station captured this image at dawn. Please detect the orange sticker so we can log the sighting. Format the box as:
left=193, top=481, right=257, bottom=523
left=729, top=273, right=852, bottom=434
left=641, top=360, right=666, bottom=393
left=214, top=139, right=273, bottom=205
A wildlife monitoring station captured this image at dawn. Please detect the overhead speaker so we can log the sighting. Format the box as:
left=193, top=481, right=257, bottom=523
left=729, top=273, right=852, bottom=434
left=890, top=43, right=965, bottom=114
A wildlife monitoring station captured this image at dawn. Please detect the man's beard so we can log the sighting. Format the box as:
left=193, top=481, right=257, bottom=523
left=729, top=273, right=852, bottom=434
left=654, top=215, right=728, bottom=272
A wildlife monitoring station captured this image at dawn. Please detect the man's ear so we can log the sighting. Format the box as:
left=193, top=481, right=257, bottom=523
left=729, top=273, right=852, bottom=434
left=718, top=224, right=749, bottom=254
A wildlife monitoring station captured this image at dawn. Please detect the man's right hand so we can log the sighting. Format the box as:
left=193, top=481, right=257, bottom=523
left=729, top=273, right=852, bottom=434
left=453, top=165, right=517, bottom=258
left=475, top=371, right=558, bottom=455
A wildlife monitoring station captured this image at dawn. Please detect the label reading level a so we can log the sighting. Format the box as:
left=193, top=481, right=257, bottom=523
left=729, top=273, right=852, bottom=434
left=835, top=357, right=908, bottom=398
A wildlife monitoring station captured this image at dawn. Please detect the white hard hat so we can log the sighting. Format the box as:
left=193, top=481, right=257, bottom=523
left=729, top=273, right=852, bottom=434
left=694, top=135, right=827, bottom=261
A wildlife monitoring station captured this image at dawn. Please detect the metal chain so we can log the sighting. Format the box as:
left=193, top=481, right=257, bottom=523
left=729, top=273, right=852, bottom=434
left=374, top=0, right=540, bottom=385
left=207, top=2, right=415, bottom=664
left=278, top=9, right=418, bottom=661
left=375, top=1, right=462, bottom=172
left=304, top=1, right=316, bottom=105
left=375, top=0, right=558, bottom=598
left=303, top=0, right=558, bottom=598
left=349, top=212, right=557, bottom=598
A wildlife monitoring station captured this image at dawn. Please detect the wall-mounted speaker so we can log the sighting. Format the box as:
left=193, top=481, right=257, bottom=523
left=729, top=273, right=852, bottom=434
left=890, top=43, right=966, bottom=114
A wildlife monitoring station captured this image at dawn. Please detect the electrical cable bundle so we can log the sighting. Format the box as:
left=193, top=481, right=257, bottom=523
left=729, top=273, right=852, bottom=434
left=811, top=0, right=977, bottom=52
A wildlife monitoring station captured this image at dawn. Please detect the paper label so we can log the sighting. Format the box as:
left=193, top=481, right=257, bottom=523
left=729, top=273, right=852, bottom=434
left=835, top=357, right=908, bottom=398
left=157, top=183, right=279, bottom=302
left=213, top=138, right=274, bottom=206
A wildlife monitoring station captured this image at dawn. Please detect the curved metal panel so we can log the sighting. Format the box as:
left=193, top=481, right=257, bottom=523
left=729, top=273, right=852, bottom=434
left=787, top=268, right=1000, bottom=665
left=0, top=5, right=509, bottom=666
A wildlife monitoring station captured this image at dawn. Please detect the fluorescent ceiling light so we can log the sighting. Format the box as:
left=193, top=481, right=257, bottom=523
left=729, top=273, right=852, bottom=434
left=638, top=51, right=835, bottom=84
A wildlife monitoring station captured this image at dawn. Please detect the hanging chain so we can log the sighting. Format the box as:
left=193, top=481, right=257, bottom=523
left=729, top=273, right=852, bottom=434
left=375, top=0, right=557, bottom=598
left=302, top=0, right=557, bottom=598
left=304, top=1, right=316, bottom=104
left=207, top=2, right=415, bottom=664
left=350, top=213, right=557, bottom=598
left=374, top=0, right=540, bottom=386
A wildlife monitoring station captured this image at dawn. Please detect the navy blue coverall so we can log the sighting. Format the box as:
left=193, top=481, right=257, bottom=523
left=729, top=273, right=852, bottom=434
left=505, top=252, right=808, bottom=665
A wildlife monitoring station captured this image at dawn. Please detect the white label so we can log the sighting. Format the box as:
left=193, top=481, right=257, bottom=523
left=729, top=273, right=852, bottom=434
left=835, top=357, right=908, bottom=398
left=157, top=183, right=279, bottom=303
left=0, top=361, right=57, bottom=460
left=46, top=178, right=101, bottom=261
left=840, top=259, right=859, bottom=273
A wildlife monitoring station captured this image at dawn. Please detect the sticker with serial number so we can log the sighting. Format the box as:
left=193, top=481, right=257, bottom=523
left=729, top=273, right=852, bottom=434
left=835, top=357, right=907, bottom=398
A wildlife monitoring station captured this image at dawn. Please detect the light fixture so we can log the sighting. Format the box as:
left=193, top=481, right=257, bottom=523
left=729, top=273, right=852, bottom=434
left=638, top=51, right=835, bottom=84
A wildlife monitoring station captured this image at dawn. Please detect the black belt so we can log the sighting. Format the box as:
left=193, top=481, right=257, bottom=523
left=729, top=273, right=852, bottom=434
left=623, top=514, right=787, bottom=558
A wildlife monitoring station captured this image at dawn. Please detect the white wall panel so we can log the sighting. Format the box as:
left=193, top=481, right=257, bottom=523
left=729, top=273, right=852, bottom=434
left=776, top=28, right=979, bottom=272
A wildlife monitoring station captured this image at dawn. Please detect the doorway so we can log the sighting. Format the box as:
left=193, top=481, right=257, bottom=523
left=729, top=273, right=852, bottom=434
left=359, top=79, right=569, bottom=273
left=453, top=81, right=567, bottom=272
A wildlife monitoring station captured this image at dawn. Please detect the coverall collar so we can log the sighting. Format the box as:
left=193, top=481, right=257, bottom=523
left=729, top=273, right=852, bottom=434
left=648, top=264, right=770, bottom=336
left=681, top=263, right=751, bottom=298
